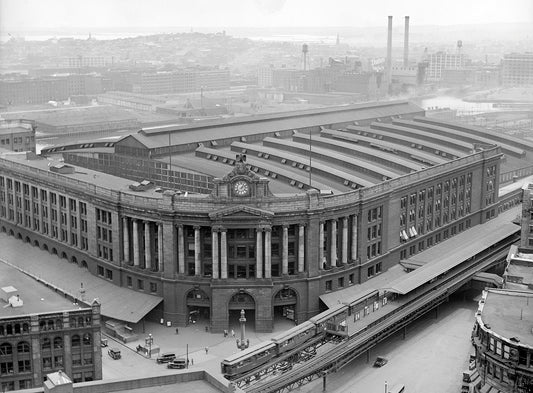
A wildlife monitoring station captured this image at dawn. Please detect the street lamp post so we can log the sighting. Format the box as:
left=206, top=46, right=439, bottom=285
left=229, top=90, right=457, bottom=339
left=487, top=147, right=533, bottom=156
left=145, top=333, right=153, bottom=358
left=236, top=309, right=250, bottom=350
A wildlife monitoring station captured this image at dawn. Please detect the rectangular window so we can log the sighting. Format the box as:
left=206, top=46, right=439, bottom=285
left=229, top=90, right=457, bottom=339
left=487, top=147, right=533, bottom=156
left=349, top=273, right=354, bottom=285
left=97, top=265, right=104, bottom=276
left=54, top=355, right=63, bottom=368
left=18, top=359, right=31, bottom=373
left=105, top=269, right=113, bottom=280
left=127, top=276, right=132, bottom=287
left=367, top=266, right=374, bottom=277
left=138, top=280, right=144, bottom=290
left=325, top=280, right=332, bottom=291
left=338, top=277, right=344, bottom=287
left=150, top=282, right=157, bottom=293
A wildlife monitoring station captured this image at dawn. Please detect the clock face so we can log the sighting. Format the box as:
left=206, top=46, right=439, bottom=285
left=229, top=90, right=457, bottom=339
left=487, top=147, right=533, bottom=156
left=233, top=180, right=250, bottom=196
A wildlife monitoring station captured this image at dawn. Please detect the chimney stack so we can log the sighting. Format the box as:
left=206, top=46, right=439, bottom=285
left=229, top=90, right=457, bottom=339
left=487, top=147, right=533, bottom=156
left=387, top=16, right=393, bottom=88
left=404, top=16, right=410, bottom=67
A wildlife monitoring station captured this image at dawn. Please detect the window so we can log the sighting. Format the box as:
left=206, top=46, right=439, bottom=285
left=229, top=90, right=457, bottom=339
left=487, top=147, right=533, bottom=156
left=17, top=342, right=30, bottom=353
left=127, top=276, right=132, bottom=287
left=138, top=280, right=144, bottom=290
left=97, top=265, right=104, bottom=276
left=367, top=266, right=374, bottom=277
left=0, top=343, right=12, bottom=355
left=42, top=357, right=52, bottom=370
left=83, top=333, right=91, bottom=346
left=325, top=280, right=332, bottom=291
left=105, top=269, right=113, bottom=280
left=72, top=353, right=81, bottom=366
left=338, top=277, right=344, bottom=287
left=375, top=262, right=382, bottom=274
left=54, top=355, right=63, bottom=368
left=18, top=360, right=31, bottom=373
left=150, top=282, right=157, bottom=293
left=83, top=352, right=93, bottom=365
left=349, top=273, right=354, bottom=285
left=71, top=335, right=80, bottom=347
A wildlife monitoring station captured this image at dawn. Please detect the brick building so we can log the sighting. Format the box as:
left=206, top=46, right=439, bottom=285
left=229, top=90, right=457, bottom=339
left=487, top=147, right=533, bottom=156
left=0, top=119, right=36, bottom=153
left=0, top=264, right=102, bottom=391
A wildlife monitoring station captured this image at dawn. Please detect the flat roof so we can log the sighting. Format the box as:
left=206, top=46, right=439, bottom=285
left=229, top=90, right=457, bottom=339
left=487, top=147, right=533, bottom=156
left=0, top=152, right=164, bottom=199
left=481, top=289, right=533, bottom=347
left=0, top=233, right=162, bottom=323
left=0, top=261, right=80, bottom=318
left=387, top=206, right=521, bottom=295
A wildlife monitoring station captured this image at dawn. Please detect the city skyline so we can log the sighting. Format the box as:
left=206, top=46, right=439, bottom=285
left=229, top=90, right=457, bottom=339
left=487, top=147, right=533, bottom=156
left=1, top=0, right=532, bottom=33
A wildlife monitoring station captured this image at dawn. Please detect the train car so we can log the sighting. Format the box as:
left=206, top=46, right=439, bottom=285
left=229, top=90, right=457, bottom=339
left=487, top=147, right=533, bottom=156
left=309, top=303, right=348, bottom=335
left=221, top=340, right=276, bottom=379
left=270, top=321, right=317, bottom=354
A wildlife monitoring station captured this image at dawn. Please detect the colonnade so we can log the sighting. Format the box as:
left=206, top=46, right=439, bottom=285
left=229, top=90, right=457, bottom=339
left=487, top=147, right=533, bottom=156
left=121, top=213, right=359, bottom=277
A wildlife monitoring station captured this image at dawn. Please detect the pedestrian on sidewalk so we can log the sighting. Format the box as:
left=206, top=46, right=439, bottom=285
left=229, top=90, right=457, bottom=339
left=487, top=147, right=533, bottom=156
left=223, top=329, right=228, bottom=338
left=231, top=329, right=235, bottom=338
left=205, top=346, right=209, bottom=354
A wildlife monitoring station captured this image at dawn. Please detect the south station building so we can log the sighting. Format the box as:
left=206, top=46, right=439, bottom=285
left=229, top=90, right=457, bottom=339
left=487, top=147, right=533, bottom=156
left=2, top=101, right=532, bottom=332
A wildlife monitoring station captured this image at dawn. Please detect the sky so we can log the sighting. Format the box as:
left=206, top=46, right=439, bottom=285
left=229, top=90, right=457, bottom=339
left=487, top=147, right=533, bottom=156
left=1, top=0, right=532, bottom=32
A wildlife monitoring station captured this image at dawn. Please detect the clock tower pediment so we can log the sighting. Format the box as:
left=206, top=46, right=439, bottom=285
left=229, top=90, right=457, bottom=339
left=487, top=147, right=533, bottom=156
left=211, top=154, right=272, bottom=199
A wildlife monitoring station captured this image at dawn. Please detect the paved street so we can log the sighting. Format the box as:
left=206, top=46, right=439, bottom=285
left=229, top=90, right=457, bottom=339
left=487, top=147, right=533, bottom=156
left=296, top=292, right=479, bottom=393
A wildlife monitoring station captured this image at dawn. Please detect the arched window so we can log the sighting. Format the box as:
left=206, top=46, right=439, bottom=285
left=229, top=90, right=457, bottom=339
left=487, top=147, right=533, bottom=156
left=0, top=325, right=4, bottom=336
left=53, top=337, right=63, bottom=349
left=0, top=342, right=12, bottom=355
left=39, top=321, right=46, bottom=331
left=47, top=320, right=55, bottom=330
left=6, top=325, right=12, bottom=335
left=14, top=324, right=21, bottom=334
left=71, top=335, right=80, bottom=347
left=41, top=337, right=51, bottom=351
left=78, top=317, right=85, bottom=327
left=83, top=333, right=92, bottom=346
left=17, top=341, right=30, bottom=353
left=55, top=319, right=63, bottom=329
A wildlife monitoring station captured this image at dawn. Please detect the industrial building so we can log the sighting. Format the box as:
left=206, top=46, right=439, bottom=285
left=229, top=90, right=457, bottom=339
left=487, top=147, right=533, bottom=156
left=501, top=52, right=533, bottom=87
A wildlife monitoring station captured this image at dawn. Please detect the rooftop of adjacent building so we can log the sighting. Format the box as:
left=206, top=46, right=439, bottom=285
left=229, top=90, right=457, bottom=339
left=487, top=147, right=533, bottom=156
left=505, top=245, right=533, bottom=290
left=0, top=149, right=166, bottom=200
left=479, top=289, right=533, bottom=347
left=0, top=262, right=82, bottom=318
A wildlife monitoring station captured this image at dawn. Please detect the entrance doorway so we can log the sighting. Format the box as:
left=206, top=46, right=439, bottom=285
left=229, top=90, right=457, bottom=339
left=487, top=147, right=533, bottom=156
left=228, top=292, right=255, bottom=333
left=273, top=288, right=298, bottom=329
left=186, top=289, right=210, bottom=327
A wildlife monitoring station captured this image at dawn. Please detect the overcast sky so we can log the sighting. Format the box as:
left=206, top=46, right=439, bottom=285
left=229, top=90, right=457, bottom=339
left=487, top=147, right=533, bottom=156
left=1, top=0, right=532, bottom=32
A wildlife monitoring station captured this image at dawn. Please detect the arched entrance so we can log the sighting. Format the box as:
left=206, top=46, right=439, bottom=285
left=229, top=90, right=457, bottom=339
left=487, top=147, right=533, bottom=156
left=80, top=260, right=88, bottom=269
left=71, top=256, right=77, bottom=264
left=24, top=236, right=30, bottom=243
left=8, top=229, right=14, bottom=236
left=228, top=291, right=256, bottom=332
left=61, top=252, right=67, bottom=260
left=273, top=288, right=298, bottom=327
left=33, top=240, right=39, bottom=248
left=186, top=288, right=210, bottom=326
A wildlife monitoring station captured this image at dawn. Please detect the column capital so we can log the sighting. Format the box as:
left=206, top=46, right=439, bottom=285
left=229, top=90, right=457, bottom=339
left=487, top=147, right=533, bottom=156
left=282, top=224, right=290, bottom=229
left=298, top=222, right=307, bottom=228
left=176, top=223, right=184, bottom=229
left=193, top=225, right=201, bottom=230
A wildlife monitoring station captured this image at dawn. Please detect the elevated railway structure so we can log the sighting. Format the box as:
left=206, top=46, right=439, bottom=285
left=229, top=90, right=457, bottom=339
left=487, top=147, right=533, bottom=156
left=226, top=206, right=522, bottom=393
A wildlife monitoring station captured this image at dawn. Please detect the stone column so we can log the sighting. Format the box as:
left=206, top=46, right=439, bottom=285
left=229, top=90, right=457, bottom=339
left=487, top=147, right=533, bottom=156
left=133, top=219, right=140, bottom=267
left=220, top=229, right=228, bottom=279
left=256, top=229, right=263, bottom=279
left=264, top=228, right=272, bottom=279
left=319, top=221, right=324, bottom=269
left=282, top=225, right=289, bottom=275
left=212, top=229, right=219, bottom=279
left=157, top=223, right=163, bottom=272
left=330, top=219, right=337, bottom=267
left=298, top=224, right=305, bottom=273
left=162, top=222, right=177, bottom=278
left=342, top=217, right=348, bottom=264
left=123, top=217, right=130, bottom=262
left=194, top=226, right=201, bottom=276
left=351, top=214, right=358, bottom=261
left=177, top=225, right=185, bottom=274
left=67, top=206, right=73, bottom=245
left=144, top=221, right=152, bottom=270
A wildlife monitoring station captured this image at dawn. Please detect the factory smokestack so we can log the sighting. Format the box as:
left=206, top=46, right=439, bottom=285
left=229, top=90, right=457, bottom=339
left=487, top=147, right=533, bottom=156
left=404, top=16, right=410, bottom=67
left=387, top=16, right=393, bottom=89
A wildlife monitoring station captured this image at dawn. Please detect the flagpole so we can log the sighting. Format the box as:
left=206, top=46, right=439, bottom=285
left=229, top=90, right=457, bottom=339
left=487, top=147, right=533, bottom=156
left=309, top=131, right=312, bottom=187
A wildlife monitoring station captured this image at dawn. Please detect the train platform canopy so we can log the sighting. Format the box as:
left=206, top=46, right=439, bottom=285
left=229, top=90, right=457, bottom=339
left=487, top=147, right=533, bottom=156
left=319, top=264, right=406, bottom=309
left=386, top=206, right=521, bottom=295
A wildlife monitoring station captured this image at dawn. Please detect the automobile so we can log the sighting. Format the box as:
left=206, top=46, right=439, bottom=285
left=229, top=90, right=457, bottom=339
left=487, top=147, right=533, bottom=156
left=167, top=358, right=187, bottom=369
left=373, top=356, right=388, bottom=367
left=108, top=348, right=121, bottom=360
left=156, top=352, right=176, bottom=364
left=100, top=338, right=108, bottom=347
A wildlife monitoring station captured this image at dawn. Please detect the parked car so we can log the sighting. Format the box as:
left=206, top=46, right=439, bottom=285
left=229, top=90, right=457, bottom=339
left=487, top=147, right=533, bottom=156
left=373, top=356, right=388, bottom=367
left=108, top=348, right=121, bottom=360
left=156, top=352, right=176, bottom=364
left=167, top=358, right=187, bottom=369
